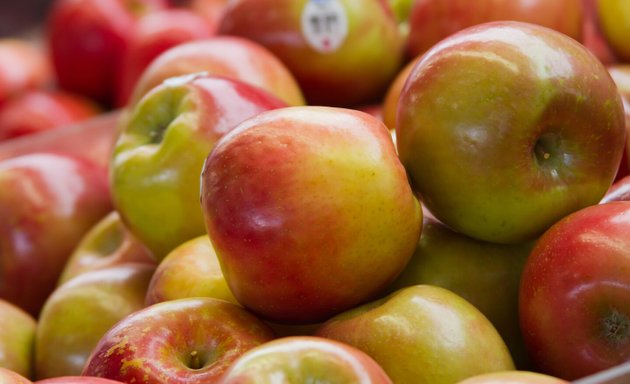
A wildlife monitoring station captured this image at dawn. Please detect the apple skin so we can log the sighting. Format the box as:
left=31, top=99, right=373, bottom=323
left=34, top=263, right=155, bottom=379
left=0, top=39, right=53, bottom=108
left=115, top=8, right=216, bottom=107
left=581, top=0, right=617, bottom=66
left=46, top=0, right=167, bottom=106
left=219, top=336, right=393, bottom=383
left=128, top=36, right=305, bottom=107
left=406, top=0, right=583, bottom=58
left=0, top=90, right=101, bottom=141
left=111, top=74, right=287, bottom=260
left=601, top=175, right=630, bottom=203
left=145, top=235, right=238, bottom=306
left=200, top=106, right=422, bottom=324
left=597, top=0, right=630, bottom=62
left=0, top=152, right=112, bottom=317
left=35, top=378, right=125, bottom=384
left=605, top=64, right=630, bottom=181
left=0, top=299, right=36, bottom=379
left=381, top=55, right=418, bottom=130
left=519, top=201, right=630, bottom=380
left=455, top=371, right=569, bottom=384
left=386, top=215, right=533, bottom=369
left=397, top=21, right=626, bottom=245
left=0, top=367, right=32, bottom=384
left=218, top=0, right=404, bottom=107
left=315, top=285, right=515, bottom=384
left=82, top=297, right=276, bottom=383
left=58, top=211, right=156, bottom=286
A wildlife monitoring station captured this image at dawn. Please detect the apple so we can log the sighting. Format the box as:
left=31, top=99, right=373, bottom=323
left=406, top=0, right=584, bottom=58
left=219, top=336, right=393, bottom=383
left=0, top=299, right=36, bottom=379
left=184, top=0, right=228, bottom=29
left=46, top=0, right=167, bottom=106
left=601, top=175, right=630, bottom=203
left=381, top=55, right=418, bottom=130
left=115, top=8, right=216, bottom=107
left=58, top=211, right=156, bottom=286
left=0, top=367, right=32, bottom=384
left=218, top=0, right=404, bottom=107
left=387, top=0, right=414, bottom=39
left=34, top=263, right=155, bottom=379
left=0, top=38, right=52, bottom=108
left=386, top=215, right=533, bottom=369
left=605, top=64, right=630, bottom=181
left=0, top=89, right=101, bottom=141
left=315, top=285, right=515, bottom=384
left=127, top=36, right=305, bottom=107
left=145, top=235, right=237, bottom=306
left=396, top=21, right=626, bottom=245
left=519, top=201, right=630, bottom=380
left=455, top=371, right=569, bottom=384
left=597, top=0, right=630, bottom=62
left=581, top=0, right=617, bottom=65
left=0, top=152, right=112, bottom=316
left=200, top=106, right=422, bottom=324
left=82, top=297, right=276, bottom=383
left=35, top=378, right=124, bottom=384
left=111, top=74, right=286, bottom=260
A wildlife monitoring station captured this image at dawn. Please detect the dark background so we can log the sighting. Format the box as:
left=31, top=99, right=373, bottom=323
left=0, top=1, right=55, bottom=37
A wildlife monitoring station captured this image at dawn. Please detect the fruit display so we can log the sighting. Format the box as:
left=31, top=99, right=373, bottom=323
left=0, top=0, right=629, bottom=383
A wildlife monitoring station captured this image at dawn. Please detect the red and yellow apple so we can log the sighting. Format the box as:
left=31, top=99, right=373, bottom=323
left=0, top=299, right=36, bottom=379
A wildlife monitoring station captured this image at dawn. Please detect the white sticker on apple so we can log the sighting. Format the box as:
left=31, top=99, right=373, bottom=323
left=301, top=0, right=348, bottom=54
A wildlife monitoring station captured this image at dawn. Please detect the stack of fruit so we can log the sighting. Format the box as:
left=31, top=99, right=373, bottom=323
left=1, top=0, right=629, bottom=383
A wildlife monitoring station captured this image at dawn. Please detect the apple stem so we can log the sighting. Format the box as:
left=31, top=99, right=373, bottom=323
left=189, top=350, right=202, bottom=370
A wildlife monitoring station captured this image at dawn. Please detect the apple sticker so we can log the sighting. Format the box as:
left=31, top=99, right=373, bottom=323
left=301, top=0, right=348, bottom=53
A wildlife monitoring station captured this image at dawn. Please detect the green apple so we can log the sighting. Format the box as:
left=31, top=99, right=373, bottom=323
left=58, top=211, right=156, bottom=285
left=111, top=74, right=286, bottom=260
left=200, top=106, right=422, bottom=324
left=597, top=0, right=630, bottom=62
left=34, top=263, right=154, bottom=379
left=145, top=235, right=238, bottom=306
left=315, top=285, right=515, bottom=384
left=397, top=21, right=626, bottom=244
left=0, top=299, right=36, bottom=379
left=386, top=215, right=533, bottom=369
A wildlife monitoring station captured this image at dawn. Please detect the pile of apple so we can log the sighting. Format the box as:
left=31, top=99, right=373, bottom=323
left=1, top=0, right=630, bottom=383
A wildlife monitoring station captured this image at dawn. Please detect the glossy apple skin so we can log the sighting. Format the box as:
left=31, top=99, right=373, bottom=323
left=35, top=264, right=154, bottom=379
left=386, top=216, right=533, bottom=369
left=0, top=90, right=101, bottom=141
left=82, top=297, right=276, bottom=383
left=115, top=8, right=215, bottom=107
left=315, top=285, right=515, bottom=384
left=455, top=371, right=569, bottom=384
left=220, top=336, right=393, bottom=383
left=201, top=106, right=422, bottom=324
left=128, top=36, right=305, bottom=107
left=519, top=201, right=630, bottom=380
left=406, top=0, right=583, bottom=58
left=606, top=64, right=630, bottom=181
left=597, top=0, right=630, bottom=62
left=601, top=175, right=630, bottom=203
left=145, top=235, right=238, bottom=305
left=397, top=21, right=626, bottom=245
left=58, top=211, right=156, bottom=286
left=381, top=56, right=417, bottom=130
left=0, top=299, right=36, bottom=379
left=35, top=378, right=125, bottom=384
left=46, top=0, right=167, bottom=106
left=111, top=75, right=286, bottom=259
left=219, top=0, right=403, bottom=107
left=0, top=152, right=112, bottom=316
left=0, top=367, right=32, bottom=384
left=0, top=39, right=52, bottom=108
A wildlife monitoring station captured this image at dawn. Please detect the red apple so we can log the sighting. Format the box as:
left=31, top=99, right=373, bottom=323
left=145, top=235, right=237, bottom=306
left=519, top=201, right=630, bottom=380
left=127, top=36, right=305, bottom=107
left=0, top=152, right=112, bottom=316
left=597, top=0, right=630, bottom=62
left=315, top=285, right=515, bottom=383
left=0, top=39, right=52, bottom=108
left=185, top=0, right=228, bottom=29
left=111, top=74, right=286, bottom=260
left=581, top=0, right=617, bottom=65
left=601, top=175, right=630, bottom=203
left=397, top=21, right=626, bottom=244
left=0, top=367, right=32, bottom=384
left=115, top=8, right=216, bottom=107
left=34, top=264, right=155, bottom=379
left=455, top=371, right=569, bottom=384
left=406, top=0, right=584, bottom=58
left=82, top=297, right=276, bottom=383
left=381, top=55, right=418, bottom=130
left=219, top=336, right=393, bottom=383
left=219, top=0, right=404, bottom=106
left=0, top=299, right=36, bottom=379
left=606, top=64, right=630, bottom=181
left=0, top=90, right=101, bottom=141
left=200, top=106, right=422, bottom=324
left=35, top=378, right=124, bottom=384
left=46, top=0, right=167, bottom=106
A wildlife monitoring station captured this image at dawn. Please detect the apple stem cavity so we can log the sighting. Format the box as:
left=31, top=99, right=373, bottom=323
left=602, top=308, right=630, bottom=347
left=189, top=350, right=203, bottom=370
left=533, top=133, right=560, bottom=166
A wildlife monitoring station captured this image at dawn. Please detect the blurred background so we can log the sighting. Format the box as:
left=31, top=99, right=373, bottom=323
left=0, top=1, right=55, bottom=37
